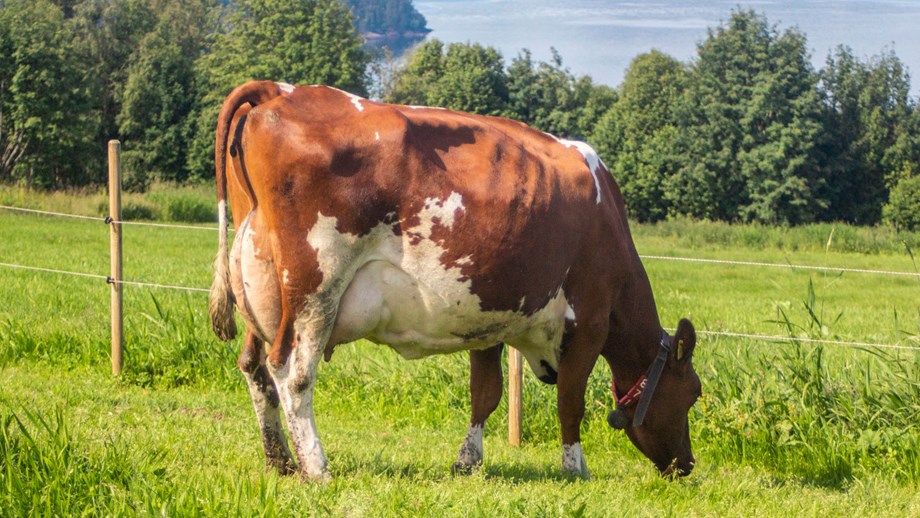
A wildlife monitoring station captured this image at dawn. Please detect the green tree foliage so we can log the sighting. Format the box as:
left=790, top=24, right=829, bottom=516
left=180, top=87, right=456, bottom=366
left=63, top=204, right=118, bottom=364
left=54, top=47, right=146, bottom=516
left=819, top=46, right=917, bottom=224
left=344, top=0, right=428, bottom=34
left=667, top=9, right=826, bottom=224
left=0, top=0, right=96, bottom=186
left=386, top=40, right=508, bottom=116
left=883, top=173, right=920, bottom=231
left=386, top=41, right=614, bottom=138
left=70, top=0, right=160, bottom=182
left=0, top=0, right=376, bottom=188
left=506, top=49, right=614, bottom=140
left=592, top=50, right=686, bottom=221
left=117, top=0, right=216, bottom=190
left=2, top=1, right=918, bottom=231
left=187, top=0, right=369, bottom=179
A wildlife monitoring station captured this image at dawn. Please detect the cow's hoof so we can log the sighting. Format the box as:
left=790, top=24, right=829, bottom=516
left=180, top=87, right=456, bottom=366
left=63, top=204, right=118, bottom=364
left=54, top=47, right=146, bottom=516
left=298, top=468, right=332, bottom=483
left=562, top=467, right=592, bottom=480
left=450, top=461, right=479, bottom=475
left=267, top=458, right=297, bottom=476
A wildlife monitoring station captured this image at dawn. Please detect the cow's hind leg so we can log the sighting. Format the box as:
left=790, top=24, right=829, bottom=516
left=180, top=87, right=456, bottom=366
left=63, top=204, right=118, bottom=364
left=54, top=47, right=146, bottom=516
left=268, top=305, right=335, bottom=481
left=238, top=331, right=296, bottom=475
left=452, top=343, right=504, bottom=474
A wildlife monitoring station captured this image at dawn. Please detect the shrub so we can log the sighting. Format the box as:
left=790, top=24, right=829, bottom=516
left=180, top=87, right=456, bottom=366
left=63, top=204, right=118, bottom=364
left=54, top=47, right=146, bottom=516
left=96, top=199, right=159, bottom=221
left=147, top=186, right=214, bottom=222
left=883, top=175, right=920, bottom=231
left=121, top=201, right=158, bottom=221
left=160, top=194, right=213, bottom=222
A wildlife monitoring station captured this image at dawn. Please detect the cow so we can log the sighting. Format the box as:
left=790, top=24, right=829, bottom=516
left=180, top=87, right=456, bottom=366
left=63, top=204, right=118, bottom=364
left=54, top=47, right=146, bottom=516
left=208, top=80, right=702, bottom=481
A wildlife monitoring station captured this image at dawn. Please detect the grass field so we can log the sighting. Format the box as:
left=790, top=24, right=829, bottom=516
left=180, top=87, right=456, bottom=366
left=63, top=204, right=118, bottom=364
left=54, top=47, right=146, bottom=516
left=1, top=188, right=919, bottom=516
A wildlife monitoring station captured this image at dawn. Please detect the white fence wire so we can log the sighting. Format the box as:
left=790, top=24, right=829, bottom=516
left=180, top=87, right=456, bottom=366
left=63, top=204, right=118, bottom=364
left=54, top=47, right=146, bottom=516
left=642, top=254, right=920, bottom=278
left=1, top=203, right=918, bottom=352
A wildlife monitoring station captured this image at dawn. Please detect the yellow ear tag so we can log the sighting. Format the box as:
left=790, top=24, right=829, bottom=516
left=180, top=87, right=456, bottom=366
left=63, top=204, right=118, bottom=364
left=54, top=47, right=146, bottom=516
left=677, top=339, right=685, bottom=361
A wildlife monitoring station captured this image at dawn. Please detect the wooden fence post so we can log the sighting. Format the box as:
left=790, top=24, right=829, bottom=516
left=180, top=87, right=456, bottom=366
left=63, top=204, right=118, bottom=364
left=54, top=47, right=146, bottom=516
left=508, top=346, right=523, bottom=446
left=108, top=140, right=123, bottom=376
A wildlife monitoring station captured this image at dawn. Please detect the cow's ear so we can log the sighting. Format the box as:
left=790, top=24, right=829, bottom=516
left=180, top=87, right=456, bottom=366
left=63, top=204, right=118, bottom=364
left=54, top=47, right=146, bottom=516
left=669, top=318, right=696, bottom=368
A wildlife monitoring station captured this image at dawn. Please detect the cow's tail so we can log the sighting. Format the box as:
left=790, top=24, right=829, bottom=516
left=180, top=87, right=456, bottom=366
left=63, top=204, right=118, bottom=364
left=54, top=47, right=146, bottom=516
left=209, top=80, right=293, bottom=341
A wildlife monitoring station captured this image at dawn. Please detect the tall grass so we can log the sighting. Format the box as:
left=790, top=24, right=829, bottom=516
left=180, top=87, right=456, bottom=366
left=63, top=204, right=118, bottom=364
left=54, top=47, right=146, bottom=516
left=0, top=182, right=215, bottom=223
left=634, top=217, right=920, bottom=255
left=696, top=279, right=920, bottom=485
left=0, top=406, right=138, bottom=515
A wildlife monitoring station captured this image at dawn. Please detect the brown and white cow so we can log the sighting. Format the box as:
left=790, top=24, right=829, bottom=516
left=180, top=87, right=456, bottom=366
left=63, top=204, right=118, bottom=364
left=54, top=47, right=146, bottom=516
left=209, top=80, right=702, bottom=480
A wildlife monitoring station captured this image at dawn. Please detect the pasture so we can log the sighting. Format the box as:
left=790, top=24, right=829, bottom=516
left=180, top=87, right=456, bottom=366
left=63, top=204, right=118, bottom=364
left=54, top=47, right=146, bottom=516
left=1, top=189, right=919, bottom=516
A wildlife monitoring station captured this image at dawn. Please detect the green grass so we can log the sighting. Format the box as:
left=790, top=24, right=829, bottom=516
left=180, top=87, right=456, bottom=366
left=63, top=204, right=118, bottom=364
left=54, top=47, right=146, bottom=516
left=1, top=187, right=919, bottom=515
left=0, top=182, right=216, bottom=223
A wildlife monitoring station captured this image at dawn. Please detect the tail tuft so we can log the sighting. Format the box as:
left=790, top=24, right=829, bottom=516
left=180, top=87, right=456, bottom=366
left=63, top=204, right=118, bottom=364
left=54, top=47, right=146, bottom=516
left=209, top=248, right=237, bottom=341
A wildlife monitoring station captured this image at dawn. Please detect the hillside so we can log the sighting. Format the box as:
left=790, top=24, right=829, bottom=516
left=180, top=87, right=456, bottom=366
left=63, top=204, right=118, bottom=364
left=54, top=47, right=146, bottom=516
left=344, top=0, right=430, bottom=38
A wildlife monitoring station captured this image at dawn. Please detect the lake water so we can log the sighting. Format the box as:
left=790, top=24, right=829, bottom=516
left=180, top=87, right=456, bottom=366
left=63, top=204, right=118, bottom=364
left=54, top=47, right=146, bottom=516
left=413, top=0, right=920, bottom=96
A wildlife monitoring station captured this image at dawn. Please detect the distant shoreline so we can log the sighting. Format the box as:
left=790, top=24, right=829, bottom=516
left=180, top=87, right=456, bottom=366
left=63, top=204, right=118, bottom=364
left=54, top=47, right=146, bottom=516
left=363, top=29, right=432, bottom=42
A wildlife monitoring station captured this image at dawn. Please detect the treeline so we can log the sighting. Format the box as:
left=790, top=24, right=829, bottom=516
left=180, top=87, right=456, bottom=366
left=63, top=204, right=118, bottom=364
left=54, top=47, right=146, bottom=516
left=0, top=0, right=368, bottom=190
left=1, top=3, right=918, bottom=229
left=386, top=11, right=920, bottom=229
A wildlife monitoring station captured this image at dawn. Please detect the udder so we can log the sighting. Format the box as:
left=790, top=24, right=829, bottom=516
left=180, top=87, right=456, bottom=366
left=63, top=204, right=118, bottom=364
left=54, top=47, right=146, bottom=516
left=331, top=257, right=570, bottom=368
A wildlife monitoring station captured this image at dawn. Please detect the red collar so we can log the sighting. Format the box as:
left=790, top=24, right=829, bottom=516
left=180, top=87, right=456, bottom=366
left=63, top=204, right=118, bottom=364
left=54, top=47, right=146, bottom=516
left=612, top=375, right=648, bottom=408
left=608, top=330, right=672, bottom=429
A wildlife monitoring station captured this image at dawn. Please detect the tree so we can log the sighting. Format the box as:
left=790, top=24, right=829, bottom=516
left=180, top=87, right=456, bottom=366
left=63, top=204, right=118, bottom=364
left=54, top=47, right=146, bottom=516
left=0, top=0, right=97, bottom=186
left=70, top=0, right=160, bottom=183
left=506, top=48, right=614, bottom=140
left=432, top=42, right=508, bottom=115
left=384, top=39, right=444, bottom=105
left=387, top=43, right=614, bottom=136
left=187, top=0, right=369, bottom=179
left=883, top=174, right=920, bottom=231
left=819, top=46, right=917, bottom=224
left=592, top=50, right=686, bottom=221
left=386, top=40, right=508, bottom=116
left=117, top=0, right=216, bottom=190
left=667, top=9, right=826, bottom=224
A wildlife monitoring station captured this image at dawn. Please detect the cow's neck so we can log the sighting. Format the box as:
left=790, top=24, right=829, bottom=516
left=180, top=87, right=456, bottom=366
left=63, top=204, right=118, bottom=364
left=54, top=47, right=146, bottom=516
left=605, top=261, right=665, bottom=392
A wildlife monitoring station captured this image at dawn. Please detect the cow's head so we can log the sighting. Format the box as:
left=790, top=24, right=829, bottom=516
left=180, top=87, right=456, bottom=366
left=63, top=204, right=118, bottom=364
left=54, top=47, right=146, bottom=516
left=608, top=319, right=700, bottom=477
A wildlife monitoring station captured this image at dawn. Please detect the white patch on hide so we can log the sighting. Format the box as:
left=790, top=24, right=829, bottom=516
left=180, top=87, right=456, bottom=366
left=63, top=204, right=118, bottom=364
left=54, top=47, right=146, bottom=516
left=375, top=131, right=380, bottom=141
left=454, top=255, right=473, bottom=266
left=421, top=191, right=465, bottom=230
left=565, top=304, right=575, bottom=322
left=554, top=137, right=606, bottom=205
left=562, top=442, right=590, bottom=477
left=276, top=82, right=295, bottom=94
left=327, top=86, right=365, bottom=112
left=218, top=200, right=227, bottom=234
left=455, top=424, right=484, bottom=467
left=242, top=368, right=291, bottom=467
left=282, top=269, right=290, bottom=285
left=273, top=359, right=329, bottom=480
left=304, top=192, right=571, bottom=368
left=245, top=223, right=259, bottom=255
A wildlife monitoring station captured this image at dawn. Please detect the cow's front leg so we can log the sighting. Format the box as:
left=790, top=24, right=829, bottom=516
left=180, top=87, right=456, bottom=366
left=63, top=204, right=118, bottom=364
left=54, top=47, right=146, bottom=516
left=556, top=326, right=607, bottom=478
left=452, top=343, right=504, bottom=474
left=268, top=309, right=333, bottom=481
left=239, top=331, right=295, bottom=475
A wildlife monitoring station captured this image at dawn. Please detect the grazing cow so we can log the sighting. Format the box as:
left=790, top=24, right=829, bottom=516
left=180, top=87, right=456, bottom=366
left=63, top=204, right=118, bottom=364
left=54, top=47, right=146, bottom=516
left=209, top=80, right=702, bottom=480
